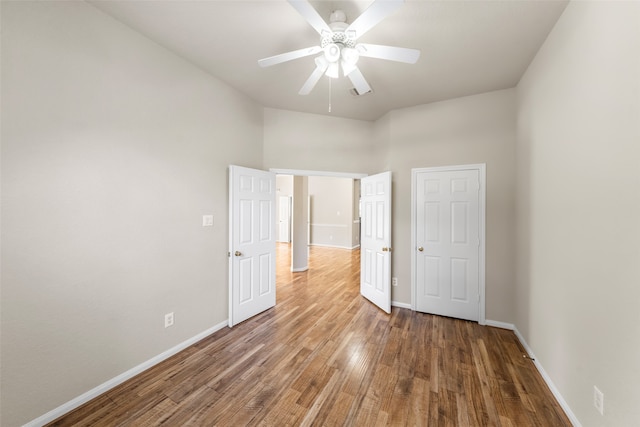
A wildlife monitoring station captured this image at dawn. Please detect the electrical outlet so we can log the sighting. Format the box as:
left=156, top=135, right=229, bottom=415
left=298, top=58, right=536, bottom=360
left=593, top=386, right=604, bottom=415
left=164, top=312, right=174, bottom=328
left=392, top=277, right=398, bottom=287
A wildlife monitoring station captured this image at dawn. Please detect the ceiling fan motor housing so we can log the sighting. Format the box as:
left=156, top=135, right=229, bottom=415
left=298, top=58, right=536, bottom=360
left=321, top=12, right=356, bottom=70
left=322, top=26, right=355, bottom=48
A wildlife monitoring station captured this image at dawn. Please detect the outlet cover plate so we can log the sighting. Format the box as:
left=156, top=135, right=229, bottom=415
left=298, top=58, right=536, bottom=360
left=164, top=312, right=174, bottom=328
left=594, top=386, right=604, bottom=415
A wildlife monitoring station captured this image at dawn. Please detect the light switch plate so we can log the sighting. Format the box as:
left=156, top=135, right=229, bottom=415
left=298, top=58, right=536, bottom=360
left=202, top=215, right=214, bottom=227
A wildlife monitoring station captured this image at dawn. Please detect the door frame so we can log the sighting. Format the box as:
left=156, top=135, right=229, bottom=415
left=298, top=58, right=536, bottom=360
left=270, top=168, right=368, bottom=270
left=410, top=164, right=486, bottom=325
left=269, top=169, right=367, bottom=180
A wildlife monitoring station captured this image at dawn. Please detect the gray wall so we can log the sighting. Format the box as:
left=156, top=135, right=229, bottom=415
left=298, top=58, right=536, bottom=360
left=381, top=89, right=517, bottom=318
left=1, top=2, right=263, bottom=425
left=516, top=1, right=640, bottom=425
left=276, top=176, right=359, bottom=251
left=263, top=91, right=517, bottom=320
left=308, top=176, right=358, bottom=249
left=291, top=176, right=309, bottom=271
left=263, top=108, right=375, bottom=174
left=265, top=89, right=516, bottom=323
left=4, top=1, right=637, bottom=426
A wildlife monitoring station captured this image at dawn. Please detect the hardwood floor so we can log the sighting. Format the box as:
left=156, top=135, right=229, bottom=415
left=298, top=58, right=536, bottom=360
left=50, top=244, right=571, bottom=426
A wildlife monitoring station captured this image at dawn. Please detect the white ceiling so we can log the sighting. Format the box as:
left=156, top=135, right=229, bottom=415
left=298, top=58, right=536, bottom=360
left=89, top=0, right=568, bottom=121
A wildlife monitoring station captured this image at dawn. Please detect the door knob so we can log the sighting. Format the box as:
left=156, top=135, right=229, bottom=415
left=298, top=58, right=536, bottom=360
left=418, top=247, right=424, bottom=252
left=382, top=247, right=393, bottom=252
left=234, top=251, right=242, bottom=257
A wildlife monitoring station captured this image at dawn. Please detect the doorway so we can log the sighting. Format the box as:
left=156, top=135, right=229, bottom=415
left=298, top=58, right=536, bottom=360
left=274, top=172, right=364, bottom=273
left=229, top=166, right=390, bottom=327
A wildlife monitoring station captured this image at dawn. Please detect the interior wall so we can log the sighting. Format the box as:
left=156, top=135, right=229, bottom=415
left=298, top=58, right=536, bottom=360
left=291, top=176, right=309, bottom=272
left=264, top=92, right=517, bottom=321
left=516, top=1, right=640, bottom=425
left=1, top=2, right=585, bottom=424
left=381, top=89, right=517, bottom=321
left=352, top=180, right=361, bottom=248
left=276, top=175, right=294, bottom=198
left=0, top=2, right=263, bottom=426
left=372, top=112, right=392, bottom=171
left=263, top=108, right=375, bottom=174
left=308, top=176, right=355, bottom=249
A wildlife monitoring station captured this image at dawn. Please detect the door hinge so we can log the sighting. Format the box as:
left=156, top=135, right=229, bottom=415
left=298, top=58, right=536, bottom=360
left=228, top=251, right=231, bottom=258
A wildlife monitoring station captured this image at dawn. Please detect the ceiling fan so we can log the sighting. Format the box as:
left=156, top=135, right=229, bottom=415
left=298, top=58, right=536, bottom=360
left=258, top=0, right=420, bottom=96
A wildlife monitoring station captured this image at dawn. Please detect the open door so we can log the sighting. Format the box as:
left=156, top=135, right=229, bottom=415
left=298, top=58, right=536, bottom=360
left=360, top=171, right=392, bottom=313
left=229, top=165, right=276, bottom=327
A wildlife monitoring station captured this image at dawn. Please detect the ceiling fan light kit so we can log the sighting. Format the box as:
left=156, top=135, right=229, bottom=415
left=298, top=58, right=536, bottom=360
left=258, top=0, right=420, bottom=96
left=324, top=43, right=341, bottom=63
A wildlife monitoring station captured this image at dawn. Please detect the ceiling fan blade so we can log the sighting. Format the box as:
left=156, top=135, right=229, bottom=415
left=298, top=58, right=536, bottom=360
left=346, top=0, right=404, bottom=39
left=258, top=46, right=322, bottom=68
left=299, top=59, right=329, bottom=95
left=347, top=67, right=372, bottom=95
left=287, top=0, right=331, bottom=35
left=357, top=43, right=420, bottom=64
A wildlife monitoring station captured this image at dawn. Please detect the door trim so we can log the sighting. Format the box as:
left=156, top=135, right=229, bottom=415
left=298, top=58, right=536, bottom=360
left=269, top=168, right=367, bottom=179
left=410, top=164, right=486, bottom=325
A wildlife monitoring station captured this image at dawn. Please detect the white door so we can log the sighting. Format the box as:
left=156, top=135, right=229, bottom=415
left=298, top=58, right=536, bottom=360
left=228, top=165, right=276, bottom=327
left=415, top=167, right=482, bottom=322
left=278, top=196, right=291, bottom=243
left=360, top=171, right=392, bottom=313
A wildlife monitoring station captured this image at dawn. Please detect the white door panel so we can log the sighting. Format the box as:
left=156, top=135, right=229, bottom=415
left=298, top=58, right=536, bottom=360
left=278, top=196, right=291, bottom=243
left=360, top=171, right=391, bottom=313
left=229, top=165, right=276, bottom=327
left=416, top=168, right=481, bottom=321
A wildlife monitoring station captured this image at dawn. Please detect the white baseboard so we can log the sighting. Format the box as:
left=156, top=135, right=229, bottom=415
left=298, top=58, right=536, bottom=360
left=485, top=319, right=515, bottom=330
left=512, top=327, right=582, bottom=427
left=484, top=320, right=580, bottom=426
left=25, top=316, right=582, bottom=427
left=391, top=301, right=412, bottom=310
left=291, top=266, right=309, bottom=272
left=309, top=243, right=357, bottom=250
left=25, top=320, right=228, bottom=427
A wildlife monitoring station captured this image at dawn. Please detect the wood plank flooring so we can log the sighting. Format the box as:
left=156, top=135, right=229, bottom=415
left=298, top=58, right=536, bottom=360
left=50, top=244, right=571, bottom=426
